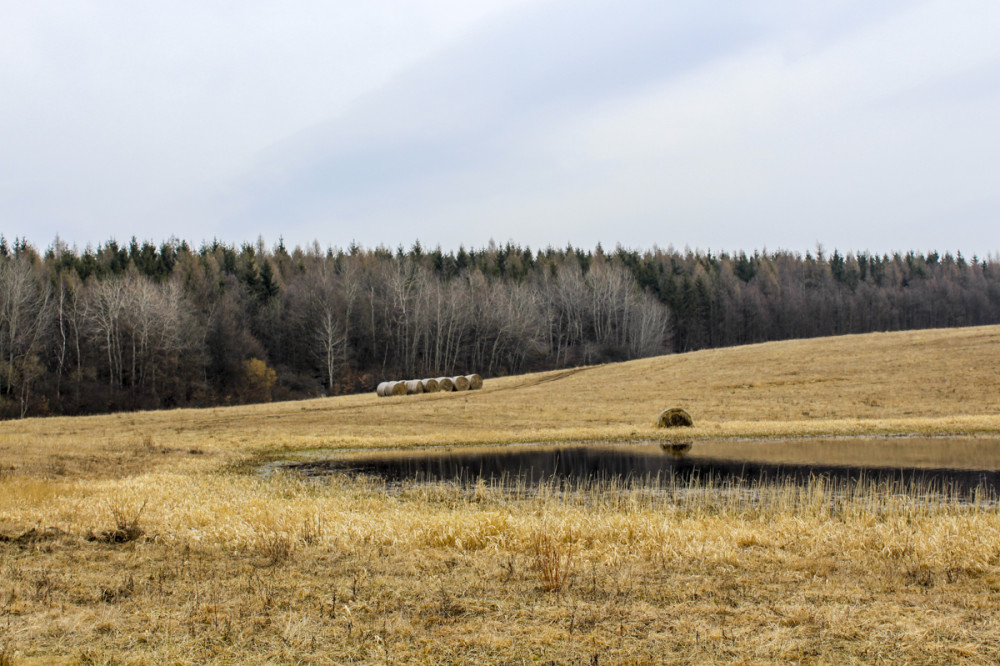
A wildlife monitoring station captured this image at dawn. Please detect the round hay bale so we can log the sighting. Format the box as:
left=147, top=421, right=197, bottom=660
left=451, top=375, right=471, bottom=391
left=405, top=380, right=424, bottom=395
left=465, top=373, right=483, bottom=390
left=388, top=381, right=407, bottom=397
left=421, top=378, right=440, bottom=393
left=376, top=382, right=390, bottom=397
left=436, top=377, right=454, bottom=392
left=657, top=407, right=693, bottom=428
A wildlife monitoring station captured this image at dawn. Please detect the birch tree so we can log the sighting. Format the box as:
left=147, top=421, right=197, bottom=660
left=0, top=256, right=53, bottom=416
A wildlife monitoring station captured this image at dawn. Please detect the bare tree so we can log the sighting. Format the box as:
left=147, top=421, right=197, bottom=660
left=588, top=261, right=635, bottom=354
left=315, top=308, right=347, bottom=393
left=628, top=291, right=671, bottom=358
left=84, top=278, right=127, bottom=389
left=0, top=256, right=53, bottom=416
left=82, top=271, right=189, bottom=402
left=51, top=270, right=85, bottom=402
left=543, top=264, right=589, bottom=365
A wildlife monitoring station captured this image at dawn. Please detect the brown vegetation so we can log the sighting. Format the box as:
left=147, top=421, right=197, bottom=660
left=1, top=326, right=1000, bottom=662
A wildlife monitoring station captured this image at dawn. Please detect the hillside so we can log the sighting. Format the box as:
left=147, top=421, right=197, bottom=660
left=4, top=325, right=999, bottom=480
left=3, top=326, right=1000, bottom=664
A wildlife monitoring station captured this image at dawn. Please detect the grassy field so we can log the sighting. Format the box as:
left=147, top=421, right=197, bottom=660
left=2, top=325, right=1000, bottom=663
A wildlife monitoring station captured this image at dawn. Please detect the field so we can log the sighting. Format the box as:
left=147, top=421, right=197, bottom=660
left=3, top=325, right=1000, bottom=663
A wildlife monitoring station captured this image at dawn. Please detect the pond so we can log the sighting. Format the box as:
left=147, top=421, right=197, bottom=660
left=279, top=436, right=1000, bottom=495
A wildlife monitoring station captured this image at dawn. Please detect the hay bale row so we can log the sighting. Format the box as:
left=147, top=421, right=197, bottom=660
left=376, top=375, right=484, bottom=397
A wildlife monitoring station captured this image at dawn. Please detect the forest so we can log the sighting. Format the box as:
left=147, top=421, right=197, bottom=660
left=1, top=235, right=998, bottom=419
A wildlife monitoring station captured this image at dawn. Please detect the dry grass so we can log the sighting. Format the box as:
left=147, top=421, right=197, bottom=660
left=529, top=529, right=575, bottom=592
left=2, top=326, right=1000, bottom=662
left=3, top=474, right=1000, bottom=662
left=92, top=496, right=147, bottom=544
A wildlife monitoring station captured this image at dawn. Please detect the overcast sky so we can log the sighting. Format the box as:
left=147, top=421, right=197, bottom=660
left=3, top=0, right=999, bottom=256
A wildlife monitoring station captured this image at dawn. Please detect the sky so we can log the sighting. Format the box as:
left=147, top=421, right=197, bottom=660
left=2, top=0, right=999, bottom=256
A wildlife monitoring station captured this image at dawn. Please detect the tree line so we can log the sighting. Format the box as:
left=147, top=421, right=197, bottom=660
left=1, top=235, right=998, bottom=418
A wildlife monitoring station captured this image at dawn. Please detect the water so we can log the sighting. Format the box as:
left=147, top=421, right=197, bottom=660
left=280, top=436, right=1000, bottom=495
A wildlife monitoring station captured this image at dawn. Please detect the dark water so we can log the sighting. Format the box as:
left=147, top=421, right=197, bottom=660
left=283, top=437, right=1000, bottom=495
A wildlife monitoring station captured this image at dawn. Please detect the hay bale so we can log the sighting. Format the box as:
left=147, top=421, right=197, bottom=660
left=405, top=380, right=424, bottom=395
left=451, top=375, right=471, bottom=391
left=387, top=381, right=407, bottom=397
left=421, top=378, right=440, bottom=393
left=657, top=407, right=693, bottom=428
left=376, top=381, right=404, bottom=397
left=436, top=377, right=454, bottom=392
left=465, top=373, right=483, bottom=390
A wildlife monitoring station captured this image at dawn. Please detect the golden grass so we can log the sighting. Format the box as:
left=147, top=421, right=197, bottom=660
left=2, top=325, right=1000, bottom=662
left=3, top=474, right=1000, bottom=662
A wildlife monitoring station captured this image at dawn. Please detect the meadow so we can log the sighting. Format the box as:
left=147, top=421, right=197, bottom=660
left=2, top=325, right=1000, bottom=663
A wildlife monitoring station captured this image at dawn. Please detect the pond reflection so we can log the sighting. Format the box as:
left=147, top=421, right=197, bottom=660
left=283, top=437, right=1000, bottom=495
left=660, top=442, right=693, bottom=458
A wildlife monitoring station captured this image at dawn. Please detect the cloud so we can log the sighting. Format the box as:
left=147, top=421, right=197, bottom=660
left=220, top=0, right=766, bottom=242
left=3, top=0, right=999, bottom=255
left=223, top=0, right=1000, bottom=254
left=0, top=0, right=521, bottom=247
